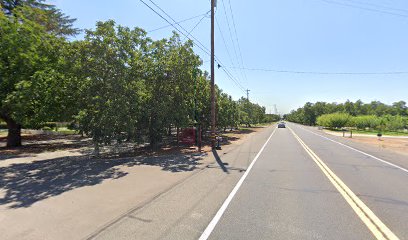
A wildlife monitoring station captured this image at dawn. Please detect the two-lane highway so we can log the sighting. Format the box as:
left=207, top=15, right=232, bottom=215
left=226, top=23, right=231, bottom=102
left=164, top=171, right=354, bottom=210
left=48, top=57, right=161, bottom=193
left=200, top=123, right=407, bottom=240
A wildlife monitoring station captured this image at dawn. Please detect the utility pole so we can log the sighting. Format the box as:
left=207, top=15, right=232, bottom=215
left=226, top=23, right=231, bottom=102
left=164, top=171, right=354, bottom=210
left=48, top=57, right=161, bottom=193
left=246, top=89, right=250, bottom=101
left=210, top=0, right=216, bottom=149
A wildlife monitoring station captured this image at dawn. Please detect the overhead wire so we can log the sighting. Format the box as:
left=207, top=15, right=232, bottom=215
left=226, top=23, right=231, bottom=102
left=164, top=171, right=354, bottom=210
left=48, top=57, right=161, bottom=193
left=148, top=12, right=210, bottom=33
left=146, top=0, right=213, bottom=56
left=215, top=16, right=242, bottom=88
left=321, top=0, right=408, bottom=18
left=139, top=0, right=211, bottom=56
left=139, top=0, right=247, bottom=94
left=227, top=0, right=249, bottom=85
left=220, top=0, right=245, bottom=86
left=182, top=10, right=210, bottom=41
left=216, top=60, right=246, bottom=92
left=341, top=0, right=408, bottom=13
left=224, top=66, right=408, bottom=75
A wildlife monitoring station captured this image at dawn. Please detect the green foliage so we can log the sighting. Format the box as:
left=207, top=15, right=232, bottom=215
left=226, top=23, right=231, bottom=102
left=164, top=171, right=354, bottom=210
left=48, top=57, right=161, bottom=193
left=75, top=21, right=147, bottom=145
left=286, top=100, right=408, bottom=126
left=0, top=6, right=65, bottom=124
left=0, top=1, right=79, bottom=147
left=382, top=115, right=406, bottom=131
left=316, top=113, right=351, bottom=129
left=315, top=113, right=406, bottom=132
left=70, top=21, right=269, bottom=146
left=1, top=0, right=78, bottom=36
left=263, top=114, right=280, bottom=123
left=348, top=115, right=380, bottom=130
left=236, top=97, right=267, bottom=126
left=0, top=2, right=270, bottom=147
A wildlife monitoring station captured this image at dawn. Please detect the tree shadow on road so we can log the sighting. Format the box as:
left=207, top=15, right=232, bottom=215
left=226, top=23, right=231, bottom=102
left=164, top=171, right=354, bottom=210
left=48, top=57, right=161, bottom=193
left=0, top=153, right=204, bottom=209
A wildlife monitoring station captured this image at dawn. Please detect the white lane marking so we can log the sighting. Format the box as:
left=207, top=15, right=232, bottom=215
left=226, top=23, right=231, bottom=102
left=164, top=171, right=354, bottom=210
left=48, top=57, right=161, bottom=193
left=198, top=127, right=278, bottom=240
left=295, top=125, right=408, bottom=174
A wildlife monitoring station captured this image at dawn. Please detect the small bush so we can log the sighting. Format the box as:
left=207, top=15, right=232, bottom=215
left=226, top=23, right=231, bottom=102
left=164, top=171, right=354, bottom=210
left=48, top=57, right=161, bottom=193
left=317, top=112, right=351, bottom=129
left=350, top=115, right=380, bottom=130
left=382, top=115, right=405, bottom=131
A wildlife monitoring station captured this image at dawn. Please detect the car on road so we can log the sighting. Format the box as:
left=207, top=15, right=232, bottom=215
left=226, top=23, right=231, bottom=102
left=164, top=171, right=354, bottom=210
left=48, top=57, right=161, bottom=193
left=278, top=122, right=286, bottom=128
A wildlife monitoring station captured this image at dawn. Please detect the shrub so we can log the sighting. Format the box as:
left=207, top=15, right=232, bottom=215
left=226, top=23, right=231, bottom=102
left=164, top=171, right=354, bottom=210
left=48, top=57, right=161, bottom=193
left=383, top=115, right=405, bottom=131
left=316, top=112, right=351, bottom=129
left=350, top=115, right=380, bottom=130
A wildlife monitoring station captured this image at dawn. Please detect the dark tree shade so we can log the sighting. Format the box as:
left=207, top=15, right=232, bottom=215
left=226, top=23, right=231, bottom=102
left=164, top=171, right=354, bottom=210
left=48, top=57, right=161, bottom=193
left=0, top=0, right=79, bottom=36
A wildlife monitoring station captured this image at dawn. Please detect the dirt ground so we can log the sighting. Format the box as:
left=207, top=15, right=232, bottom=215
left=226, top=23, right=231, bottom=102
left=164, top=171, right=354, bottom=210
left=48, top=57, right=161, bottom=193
left=349, top=136, right=408, bottom=157
left=0, top=125, right=272, bottom=240
left=0, top=126, right=269, bottom=158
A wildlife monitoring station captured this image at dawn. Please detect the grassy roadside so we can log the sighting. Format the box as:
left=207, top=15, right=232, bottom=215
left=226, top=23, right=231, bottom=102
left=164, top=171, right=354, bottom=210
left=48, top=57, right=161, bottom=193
left=351, top=129, right=408, bottom=136
left=325, top=128, right=408, bottom=137
left=0, top=128, right=78, bottom=138
left=49, top=127, right=78, bottom=135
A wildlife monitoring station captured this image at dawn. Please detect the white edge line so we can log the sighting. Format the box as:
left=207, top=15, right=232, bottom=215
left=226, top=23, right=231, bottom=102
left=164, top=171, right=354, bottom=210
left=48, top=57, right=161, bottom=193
left=198, top=127, right=278, bottom=240
left=296, top=125, right=408, bottom=174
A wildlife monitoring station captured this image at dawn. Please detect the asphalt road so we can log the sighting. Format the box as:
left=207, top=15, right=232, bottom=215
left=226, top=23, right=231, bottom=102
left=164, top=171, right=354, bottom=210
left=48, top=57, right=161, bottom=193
left=204, top=123, right=407, bottom=240
left=93, top=123, right=407, bottom=240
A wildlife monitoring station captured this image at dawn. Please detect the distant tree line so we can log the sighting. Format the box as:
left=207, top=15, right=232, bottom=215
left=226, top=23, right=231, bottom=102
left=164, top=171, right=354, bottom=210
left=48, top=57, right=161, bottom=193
left=285, top=100, right=408, bottom=131
left=0, top=1, right=272, bottom=147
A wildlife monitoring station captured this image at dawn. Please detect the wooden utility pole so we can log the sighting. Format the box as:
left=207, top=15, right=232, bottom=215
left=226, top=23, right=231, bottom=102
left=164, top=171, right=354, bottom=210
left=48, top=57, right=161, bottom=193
left=210, top=0, right=216, bottom=148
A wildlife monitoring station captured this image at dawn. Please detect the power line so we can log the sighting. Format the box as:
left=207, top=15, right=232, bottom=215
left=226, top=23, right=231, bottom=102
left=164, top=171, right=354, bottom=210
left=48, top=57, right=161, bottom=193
left=227, top=0, right=249, bottom=84
left=342, top=0, right=408, bottom=13
left=220, top=0, right=245, bottom=86
left=321, top=0, right=408, bottom=18
left=146, top=0, right=213, bottom=56
left=215, top=17, right=241, bottom=86
left=217, top=62, right=246, bottom=93
left=148, top=12, right=209, bottom=33
left=224, top=66, right=408, bottom=75
left=139, top=0, right=211, bottom=56
left=182, top=11, right=210, bottom=41
left=139, top=0, right=247, bottom=93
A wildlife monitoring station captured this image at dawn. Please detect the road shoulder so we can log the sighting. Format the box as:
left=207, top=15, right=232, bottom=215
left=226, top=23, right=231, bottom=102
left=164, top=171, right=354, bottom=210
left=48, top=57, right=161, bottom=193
left=0, top=125, right=274, bottom=240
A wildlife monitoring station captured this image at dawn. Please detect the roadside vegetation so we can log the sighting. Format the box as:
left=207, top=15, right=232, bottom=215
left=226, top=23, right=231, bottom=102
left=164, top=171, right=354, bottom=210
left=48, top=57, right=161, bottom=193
left=285, top=100, right=408, bottom=134
left=0, top=1, right=278, bottom=148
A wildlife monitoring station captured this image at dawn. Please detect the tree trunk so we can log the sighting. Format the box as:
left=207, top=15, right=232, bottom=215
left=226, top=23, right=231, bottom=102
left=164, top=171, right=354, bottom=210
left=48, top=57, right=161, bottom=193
left=6, top=117, right=22, bottom=147
left=148, top=117, right=162, bottom=149
left=176, top=126, right=180, bottom=147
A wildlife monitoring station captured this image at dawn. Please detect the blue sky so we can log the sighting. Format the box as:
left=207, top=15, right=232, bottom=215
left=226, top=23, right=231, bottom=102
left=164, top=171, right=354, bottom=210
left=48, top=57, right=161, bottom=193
left=48, top=0, right=408, bottom=114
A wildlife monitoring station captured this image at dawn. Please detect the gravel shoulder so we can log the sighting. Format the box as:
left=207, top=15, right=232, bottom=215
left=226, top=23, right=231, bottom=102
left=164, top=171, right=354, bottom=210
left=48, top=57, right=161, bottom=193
left=323, top=129, right=408, bottom=157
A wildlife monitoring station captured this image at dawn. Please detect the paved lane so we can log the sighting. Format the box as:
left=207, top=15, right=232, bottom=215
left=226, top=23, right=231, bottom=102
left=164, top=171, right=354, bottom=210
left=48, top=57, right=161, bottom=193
left=89, top=126, right=278, bottom=240
left=206, top=125, right=376, bottom=240
left=290, top=123, right=408, bottom=239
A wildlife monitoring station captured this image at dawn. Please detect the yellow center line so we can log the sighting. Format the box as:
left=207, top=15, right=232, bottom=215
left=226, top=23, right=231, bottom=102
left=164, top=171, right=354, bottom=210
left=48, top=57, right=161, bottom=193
left=288, top=126, right=399, bottom=240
